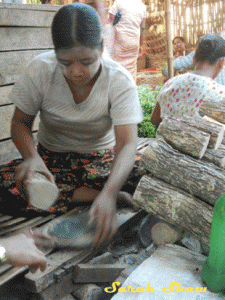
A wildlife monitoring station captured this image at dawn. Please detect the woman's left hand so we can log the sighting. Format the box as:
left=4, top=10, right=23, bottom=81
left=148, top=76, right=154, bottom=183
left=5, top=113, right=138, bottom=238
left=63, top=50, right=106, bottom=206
left=88, top=190, right=118, bottom=247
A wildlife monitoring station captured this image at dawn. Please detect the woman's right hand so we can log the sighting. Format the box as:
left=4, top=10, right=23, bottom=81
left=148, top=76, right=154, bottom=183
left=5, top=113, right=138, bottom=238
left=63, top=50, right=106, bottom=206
left=15, top=155, right=55, bottom=192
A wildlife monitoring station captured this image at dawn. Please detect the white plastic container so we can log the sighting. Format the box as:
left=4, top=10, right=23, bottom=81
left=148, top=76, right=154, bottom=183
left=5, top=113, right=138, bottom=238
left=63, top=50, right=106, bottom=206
left=26, top=172, right=59, bottom=211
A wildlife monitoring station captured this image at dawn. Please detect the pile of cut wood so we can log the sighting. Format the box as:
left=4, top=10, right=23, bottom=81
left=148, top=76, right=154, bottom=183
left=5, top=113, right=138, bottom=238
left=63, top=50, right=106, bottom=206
left=133, top=99, right=225, bottom=248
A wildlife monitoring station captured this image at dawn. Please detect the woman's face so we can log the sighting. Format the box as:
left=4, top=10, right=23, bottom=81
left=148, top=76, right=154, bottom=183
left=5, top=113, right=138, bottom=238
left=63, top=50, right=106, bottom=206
left=173, top=38, right=185, bottom=53
left=56, top=45, right=102, bottom=87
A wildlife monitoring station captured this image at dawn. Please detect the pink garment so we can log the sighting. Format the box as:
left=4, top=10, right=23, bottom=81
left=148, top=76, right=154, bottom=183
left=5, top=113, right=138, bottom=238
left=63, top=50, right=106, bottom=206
left=109, top=0, right=146, bottom=81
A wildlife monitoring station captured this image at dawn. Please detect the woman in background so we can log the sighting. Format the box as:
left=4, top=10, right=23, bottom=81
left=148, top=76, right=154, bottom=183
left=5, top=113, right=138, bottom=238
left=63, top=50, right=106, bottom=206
left=173, top=36, right=191, bottom=58
left=151, top=34, right=225, bottom=127
left=109, top=0, right=146, bottom=82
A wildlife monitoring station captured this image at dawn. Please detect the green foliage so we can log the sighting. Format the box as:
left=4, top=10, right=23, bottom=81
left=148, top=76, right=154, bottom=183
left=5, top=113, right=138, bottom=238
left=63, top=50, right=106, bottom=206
left=137, top=84, right=162, bottom=138
left=159, top=61, right=168, bottom=74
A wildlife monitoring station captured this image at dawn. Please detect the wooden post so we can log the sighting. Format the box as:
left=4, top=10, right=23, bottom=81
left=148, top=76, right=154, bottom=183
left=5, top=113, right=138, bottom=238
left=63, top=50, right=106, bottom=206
left=165, top=0, right=173, bottom=78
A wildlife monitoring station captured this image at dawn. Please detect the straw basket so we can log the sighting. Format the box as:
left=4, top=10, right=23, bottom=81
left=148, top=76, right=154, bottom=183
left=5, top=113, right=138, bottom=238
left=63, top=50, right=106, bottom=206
left=136, top=71, right=164, bottom=89
left=144, top=32, right=167, bottom=68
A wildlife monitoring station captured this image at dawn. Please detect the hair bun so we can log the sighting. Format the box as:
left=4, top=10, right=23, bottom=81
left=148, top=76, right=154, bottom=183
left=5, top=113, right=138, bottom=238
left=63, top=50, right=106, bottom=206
left=199, top=39, right=215, bottom=54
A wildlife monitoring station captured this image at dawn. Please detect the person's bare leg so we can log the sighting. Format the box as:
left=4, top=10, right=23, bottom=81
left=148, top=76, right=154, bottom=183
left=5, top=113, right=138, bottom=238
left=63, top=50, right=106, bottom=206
left=72, top=187, right=139, bottom=210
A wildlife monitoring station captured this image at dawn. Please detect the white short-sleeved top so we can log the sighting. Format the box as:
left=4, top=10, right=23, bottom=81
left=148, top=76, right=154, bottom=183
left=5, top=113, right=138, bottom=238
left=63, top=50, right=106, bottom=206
left=157, top=73, right=225, bottom=119
left=9, top=50, right=143, bottom=153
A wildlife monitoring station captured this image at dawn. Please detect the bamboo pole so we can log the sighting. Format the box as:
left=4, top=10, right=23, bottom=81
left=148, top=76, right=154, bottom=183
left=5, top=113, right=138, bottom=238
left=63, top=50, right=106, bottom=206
left=165, top=0, right=173, bottom=78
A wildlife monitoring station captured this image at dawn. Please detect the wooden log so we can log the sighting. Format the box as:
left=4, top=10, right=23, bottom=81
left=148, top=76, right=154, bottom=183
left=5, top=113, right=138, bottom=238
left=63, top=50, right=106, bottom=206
left=0, top=50, right=49, bottom=86
left=179, top=115, right=224, bottom=150
left=199, top=97, right=225, bottom=124
left=0, top=28, right=53, bottom=52
left=202, top=144, right=225, bottom=168
left=141, top=138, right=225, bottom=205
left=156, top=117, right=210, bottom=159
left=151, top=221, right=183, bottom=246
left=203, top=115, right=225, bottom=145
left=133, top=175, right=213, bottom=246
left=73, top=264, right=126, bottom=283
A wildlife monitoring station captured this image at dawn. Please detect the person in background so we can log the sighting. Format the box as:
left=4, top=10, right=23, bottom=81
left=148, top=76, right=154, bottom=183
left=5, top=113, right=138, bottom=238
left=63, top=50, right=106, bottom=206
left=173, top=36, right=191, bottom=58
left=108, top=0, right=146, bottom=82
left=75, top=0, right=114, bottom=57
left=151, top=34, right=225, bottom=127
left=162, top=32, right=225, bottom=86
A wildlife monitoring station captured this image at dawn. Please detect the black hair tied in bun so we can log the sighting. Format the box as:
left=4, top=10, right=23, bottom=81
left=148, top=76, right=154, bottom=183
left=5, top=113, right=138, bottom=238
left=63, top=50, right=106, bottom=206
left=195, top=34, right=225, bottom=65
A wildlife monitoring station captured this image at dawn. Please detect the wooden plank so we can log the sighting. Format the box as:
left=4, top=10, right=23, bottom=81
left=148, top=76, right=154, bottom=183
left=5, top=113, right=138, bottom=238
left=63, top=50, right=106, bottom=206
left=0, top=216, right=13, bottom=224
left=0, top=28, right=53, bottom=51
left=0, top=3, right=61, bottom=11
left=0, top=215, right=55, bottom=237
left=0, top=85, right=14, bottom=106
left=0, top=265, right=28, bottom=287
left=0, top=105, right=40, bottom=140
left=110, top=244, right=222, bottom=300
left=0, top=132, right=38, bottom=165
left=0, top=217, right=26, bottom=230
left=0, top=7, right=59, bottom=27
left=0, top=50, right=49, bottom=86
left=24, top=248, right=94, bottom=293
left=0, top=264, right=13, bottom=277
left=0, top=217, right=42, bottom=236
left=73, top=264, right=126, bottom=283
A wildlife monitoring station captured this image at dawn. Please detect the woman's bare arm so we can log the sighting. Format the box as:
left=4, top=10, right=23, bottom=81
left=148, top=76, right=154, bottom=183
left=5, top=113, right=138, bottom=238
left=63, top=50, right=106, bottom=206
left=11, top=107, right=37, bottom=160
left=151, top=101, right=162, bottom=127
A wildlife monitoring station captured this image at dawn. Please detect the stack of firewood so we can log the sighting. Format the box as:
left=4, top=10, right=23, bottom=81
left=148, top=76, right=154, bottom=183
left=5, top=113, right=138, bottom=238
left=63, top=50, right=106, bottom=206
left=133, top=98, right=225, bottom=248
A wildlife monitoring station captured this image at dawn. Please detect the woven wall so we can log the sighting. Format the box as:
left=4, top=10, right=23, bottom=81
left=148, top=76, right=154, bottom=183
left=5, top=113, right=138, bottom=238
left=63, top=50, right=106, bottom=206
left=144, top=0, right=224, bottom=45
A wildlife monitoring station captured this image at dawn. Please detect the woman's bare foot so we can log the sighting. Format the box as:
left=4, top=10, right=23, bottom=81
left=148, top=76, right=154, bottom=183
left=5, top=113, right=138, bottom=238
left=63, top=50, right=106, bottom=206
left=72, top=188, right=140, bottom=211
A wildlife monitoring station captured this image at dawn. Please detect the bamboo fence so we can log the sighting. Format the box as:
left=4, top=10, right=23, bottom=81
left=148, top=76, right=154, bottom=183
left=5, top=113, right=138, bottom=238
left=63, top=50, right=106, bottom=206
left=144, top=0, right=224, bottom=47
